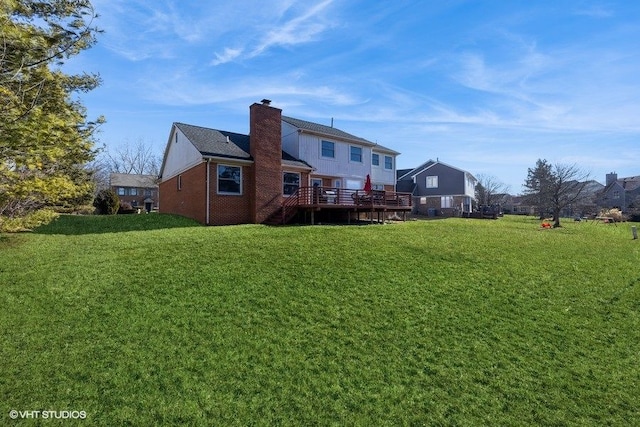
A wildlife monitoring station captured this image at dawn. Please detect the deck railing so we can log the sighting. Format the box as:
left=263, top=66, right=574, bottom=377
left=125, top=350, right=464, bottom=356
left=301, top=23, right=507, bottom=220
left=291, top=186, right=412, bottom=208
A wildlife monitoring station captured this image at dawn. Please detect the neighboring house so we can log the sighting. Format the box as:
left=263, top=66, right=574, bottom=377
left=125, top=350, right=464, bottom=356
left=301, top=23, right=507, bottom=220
left=396, top=160, right=477, bottom=216
left=559, top=180, right=603, bottom=218
left=505, top=195, right=536, bottom=216
left=110, top=173, right=159, bottom=212
left=158, top=100, right=405, bottom=225
left=597, top=173, right=640, bottom=213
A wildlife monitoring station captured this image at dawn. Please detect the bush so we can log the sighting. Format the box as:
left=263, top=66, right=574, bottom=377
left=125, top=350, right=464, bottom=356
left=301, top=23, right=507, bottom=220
left=0, top=209, right=59, bottom=232
left=599, top=208, right=626, bottom=222
left=93, top=190, right=120, bottom=215
left=118, top=201, right=136, bottom=214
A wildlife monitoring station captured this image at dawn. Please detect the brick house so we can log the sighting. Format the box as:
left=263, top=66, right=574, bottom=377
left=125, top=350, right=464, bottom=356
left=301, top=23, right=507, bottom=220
left=110, top=173, right=159, bottom=212
left=159, top=100, right=407, bottom=225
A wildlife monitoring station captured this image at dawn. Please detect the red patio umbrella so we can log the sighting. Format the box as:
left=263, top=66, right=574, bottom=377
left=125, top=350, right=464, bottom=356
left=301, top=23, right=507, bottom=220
left=363, top=174, right=372, bottom=193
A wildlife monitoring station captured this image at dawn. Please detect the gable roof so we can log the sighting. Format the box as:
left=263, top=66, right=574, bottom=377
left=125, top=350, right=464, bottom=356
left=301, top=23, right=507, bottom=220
left=397, top=160, right=436, bottom=180
left=110, top=173, right=158, bottom=188
left=175, top=122, right=252, bottom=160
left=602, top=175, right=640, bottom=193
left=398, top=159, right=476, bottom=182
left=281, top=115, right=399, bottom=154
left=620, top=176, right=640, bottom=192
left=169, top=122, right=312, bottom=171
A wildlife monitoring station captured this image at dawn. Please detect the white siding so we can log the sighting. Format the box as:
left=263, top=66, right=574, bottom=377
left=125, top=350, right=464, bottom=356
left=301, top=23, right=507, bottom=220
left=161, top=127, right=203, bottom=180
left=464, top=173, right=476, bottom=198
left=296, top=133, right=370, bottom=185
left=371, top=150, right=396, bottom=186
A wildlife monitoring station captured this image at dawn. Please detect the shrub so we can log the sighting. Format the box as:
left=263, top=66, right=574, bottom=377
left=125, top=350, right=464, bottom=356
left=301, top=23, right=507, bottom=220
left=93, top=190, right=120, bottom=215
left=599, top=208, right=626, bottom=222
left=118, top=201, right=136, bottom=214
left=0, top=209, right=59, bottom=232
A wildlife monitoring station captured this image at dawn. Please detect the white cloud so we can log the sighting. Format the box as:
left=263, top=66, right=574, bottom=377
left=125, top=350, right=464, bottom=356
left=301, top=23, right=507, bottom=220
left=211, top=48, right=244, bottom=66
left=248, top=0, right=335, bottom=57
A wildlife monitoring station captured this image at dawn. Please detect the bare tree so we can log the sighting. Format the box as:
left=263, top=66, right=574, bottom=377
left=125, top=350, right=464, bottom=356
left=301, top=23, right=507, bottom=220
left=106, top=139, right=161, bottom=176
left=475, top=174, right=511, bottom=207
left=523, top=160, right=590, bottom=227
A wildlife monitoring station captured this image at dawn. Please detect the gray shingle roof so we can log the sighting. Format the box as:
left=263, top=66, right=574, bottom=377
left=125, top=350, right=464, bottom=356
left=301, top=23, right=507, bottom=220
left=175, top=123, right=251, bottom=160
left=174, top=122, right=312, bottom=170
left=110, top=173, right=158, bottom=188
left=282, top=116, right=399, bottom=154
left=282, top=116, right=371, bottom=143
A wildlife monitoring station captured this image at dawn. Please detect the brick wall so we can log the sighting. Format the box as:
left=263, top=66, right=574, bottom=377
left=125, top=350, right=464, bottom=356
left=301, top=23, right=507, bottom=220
left=159, top=162, right=207, bottom=224
left=209, top=161, right=252, bottom=225
left=249, top=101, right=283, bottom=224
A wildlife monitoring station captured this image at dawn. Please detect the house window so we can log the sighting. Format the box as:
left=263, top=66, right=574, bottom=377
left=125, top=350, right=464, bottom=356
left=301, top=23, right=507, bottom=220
left=118, top=187, right=125, bottom=196
left=372, top=184, right=384, bottom=190
left=144, top=189, right=152, bottom=197
left=321, top=140, right=335, bottom=158
left=420, top=197, right=427, bottom=205
left=426, top=175, right=438, bottom=188
left=441, top=196, right=453, bottom=208
left=384, top=156, right=393, bottom=170
left=130, top=188, right=137, bottom=196
left=177, top=175, right=182, bottom=191
left=350, top=146, right=362, bottom=163
left=311, top=178, right=323, bottom=188
left=372, top=153, right=380, bottom=166
left=283, top=172, right=300, bottom=196
left=613, top=191, right=620, bottom=199
left=218, top=165, right=242, bottom=194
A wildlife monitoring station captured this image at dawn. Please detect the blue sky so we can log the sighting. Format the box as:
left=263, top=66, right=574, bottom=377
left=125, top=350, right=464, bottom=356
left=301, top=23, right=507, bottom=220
left=68, top=0, right=640, bottom=193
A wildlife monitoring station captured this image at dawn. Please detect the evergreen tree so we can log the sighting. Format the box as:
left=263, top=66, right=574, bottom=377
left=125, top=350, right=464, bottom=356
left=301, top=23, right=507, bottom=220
left=0, top=0, right=103, bottom=221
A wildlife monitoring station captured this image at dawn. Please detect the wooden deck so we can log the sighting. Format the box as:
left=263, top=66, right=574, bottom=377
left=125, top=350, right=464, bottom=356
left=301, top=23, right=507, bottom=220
left=275, top=186, right=413, bottom=225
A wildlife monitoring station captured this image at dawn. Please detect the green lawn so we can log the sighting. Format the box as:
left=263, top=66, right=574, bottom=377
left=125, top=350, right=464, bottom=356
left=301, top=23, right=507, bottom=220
left=1, top=214, right=639, bottom=425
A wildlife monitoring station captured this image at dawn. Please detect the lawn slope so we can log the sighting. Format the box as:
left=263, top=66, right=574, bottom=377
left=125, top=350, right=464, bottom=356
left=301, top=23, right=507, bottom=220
left=1, top=215, right=639, bottom=425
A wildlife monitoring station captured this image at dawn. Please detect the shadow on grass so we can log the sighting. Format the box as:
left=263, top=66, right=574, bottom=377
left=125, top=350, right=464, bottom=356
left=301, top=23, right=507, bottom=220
left=34, top=213, right=202, bottom=235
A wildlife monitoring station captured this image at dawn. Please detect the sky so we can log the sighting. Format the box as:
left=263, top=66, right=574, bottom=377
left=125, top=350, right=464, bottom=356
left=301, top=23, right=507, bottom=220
left=66, top=0, right=640, bottom=193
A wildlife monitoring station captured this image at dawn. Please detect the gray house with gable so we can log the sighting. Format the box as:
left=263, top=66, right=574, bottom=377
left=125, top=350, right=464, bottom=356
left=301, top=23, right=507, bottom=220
left=597, top=172, right=640, bottom=212
left=397, top=160, right=477, bottom=216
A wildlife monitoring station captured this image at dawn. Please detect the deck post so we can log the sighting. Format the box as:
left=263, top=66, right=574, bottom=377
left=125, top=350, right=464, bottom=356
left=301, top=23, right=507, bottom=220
left=311, top=209, right=315, bottom=225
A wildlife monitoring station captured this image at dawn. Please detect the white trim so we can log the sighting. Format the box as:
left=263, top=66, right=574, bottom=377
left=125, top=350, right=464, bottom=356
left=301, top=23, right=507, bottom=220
left=206, top=159, right=211, bottom=225
left=349, top=145, right=363, bottom=163
left=217, top=164, right=243, bottom=195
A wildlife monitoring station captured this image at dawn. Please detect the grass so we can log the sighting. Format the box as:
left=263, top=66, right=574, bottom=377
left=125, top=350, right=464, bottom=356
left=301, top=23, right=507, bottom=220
left=1, top=214, right=639, bottom=425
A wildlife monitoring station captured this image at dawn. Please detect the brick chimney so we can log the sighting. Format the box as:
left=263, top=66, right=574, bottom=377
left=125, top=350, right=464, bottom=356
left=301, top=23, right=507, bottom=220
left=606, top=172, right=618, bottom=186
left=249, top=100, right=282, bottom=223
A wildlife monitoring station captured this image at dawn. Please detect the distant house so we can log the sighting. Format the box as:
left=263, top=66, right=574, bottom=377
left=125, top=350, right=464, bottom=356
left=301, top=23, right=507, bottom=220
left=110, top=173, right=159, bottom=212
left=158, top=100, right=410, bottom=225
left=597, top=173, right=640, bottom=212
left=504, top=195, right=536, bottom=216
left=396, top=160, right=477, bottom=216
